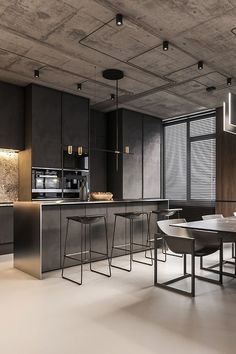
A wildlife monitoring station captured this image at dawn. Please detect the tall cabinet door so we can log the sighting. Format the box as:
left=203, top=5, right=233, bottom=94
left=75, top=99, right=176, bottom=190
left=62, top=93, right=89, bottom=148
left=122, top=109, right=143, bottom=199
left=31, top=85, right=62, bottom=168
left=143, top=115, right=162, bottom=198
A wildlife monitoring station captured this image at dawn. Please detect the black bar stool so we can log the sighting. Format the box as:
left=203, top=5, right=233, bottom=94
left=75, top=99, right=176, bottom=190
left=146, top=208, right=183, bottom=262
left=62, top=215, right=111, bottom=285
left=111, top=212, right=153, bottom=272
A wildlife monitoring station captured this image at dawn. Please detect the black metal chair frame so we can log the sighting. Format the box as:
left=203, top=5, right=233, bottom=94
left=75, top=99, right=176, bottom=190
left=200, top=242, right=236, bottom=278
left=111, top=212, right=153, bottom=272
left=154, top=234, right=223, bottom=297
left=62, top=215, right=111, bottom=285
left=145, top=209, right=183, bottom=263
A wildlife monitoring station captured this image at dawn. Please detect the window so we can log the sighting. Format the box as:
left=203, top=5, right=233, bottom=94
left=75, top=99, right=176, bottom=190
left=164, top=114, right=216, bottom=202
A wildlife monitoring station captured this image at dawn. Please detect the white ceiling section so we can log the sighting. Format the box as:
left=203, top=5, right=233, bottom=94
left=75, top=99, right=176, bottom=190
left=0, top=0, right=235, bottom=118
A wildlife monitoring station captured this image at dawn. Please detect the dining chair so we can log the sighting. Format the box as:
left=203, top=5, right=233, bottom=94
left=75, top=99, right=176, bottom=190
left=154, top=218, right=223, bottom=297
left=201, top=214, right=236, bottom=276
left=233, top=212, right=236, bottom=216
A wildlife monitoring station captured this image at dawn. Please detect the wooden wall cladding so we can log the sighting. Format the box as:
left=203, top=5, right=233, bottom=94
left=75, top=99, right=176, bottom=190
left=216, top=107, right=236, bottom=216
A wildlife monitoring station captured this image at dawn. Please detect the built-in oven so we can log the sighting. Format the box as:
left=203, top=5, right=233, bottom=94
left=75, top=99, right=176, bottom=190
left=32, top=168, right=62, bottom=199
left=32, top=168, right=89, bottom=200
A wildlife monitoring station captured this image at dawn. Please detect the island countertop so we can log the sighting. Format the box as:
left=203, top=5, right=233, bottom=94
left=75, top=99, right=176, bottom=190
left=25, top=198, right=168, bottom=206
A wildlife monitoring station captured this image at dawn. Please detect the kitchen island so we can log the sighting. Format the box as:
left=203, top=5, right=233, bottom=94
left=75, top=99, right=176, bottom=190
left=14, top=198, right=168, bottom=279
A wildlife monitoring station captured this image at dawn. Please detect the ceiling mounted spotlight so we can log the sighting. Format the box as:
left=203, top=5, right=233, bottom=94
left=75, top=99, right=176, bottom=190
left=198, top=61, right=204, bottom=70
left=34, top=69, right=39, bottom=78
left=110, top=93, right=115, bottom=101
left=206, top=86, right=216, bottom=92
left=116, top=14, right=123, bottom=26
left=77, top=83, right=82, bottom=90
left=163, top=41, right=169, bottom=51
left=227, top=77, right=232, bottom=86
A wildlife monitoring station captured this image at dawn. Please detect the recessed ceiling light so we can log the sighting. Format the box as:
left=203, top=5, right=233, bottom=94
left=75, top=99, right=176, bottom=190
left=110, top=93, right=115, bottom=100
left=116, top=14, right=123, bottom=26
left=227, top=77, right=232, bottom=86
left=77, top=83, right=82, bottom=90
left=198, top=61, right=204, bottom=70
left=34, top=69, right=39, bottom=78
left=163, top=41, right=169, bottom=51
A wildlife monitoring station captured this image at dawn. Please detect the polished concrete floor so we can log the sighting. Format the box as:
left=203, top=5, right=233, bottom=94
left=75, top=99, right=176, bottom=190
left=0, top=249, right=236, bottom=354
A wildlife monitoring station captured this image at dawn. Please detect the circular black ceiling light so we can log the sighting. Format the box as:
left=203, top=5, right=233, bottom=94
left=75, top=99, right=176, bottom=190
left=227, top=77, right=232, bottom=86
left=163, top=41, right=169, bottom=51
left=198, top=61, right=204, bottom=70
left=103, top=69, right=124, bottom=81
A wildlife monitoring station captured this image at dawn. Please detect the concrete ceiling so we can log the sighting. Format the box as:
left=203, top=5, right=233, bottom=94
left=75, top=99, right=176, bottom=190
left=0, top=0, right=236, bottom=118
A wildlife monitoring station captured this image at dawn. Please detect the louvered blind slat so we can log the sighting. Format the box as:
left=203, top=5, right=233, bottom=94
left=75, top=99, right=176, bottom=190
left=164, top=123, right=187, bottom=200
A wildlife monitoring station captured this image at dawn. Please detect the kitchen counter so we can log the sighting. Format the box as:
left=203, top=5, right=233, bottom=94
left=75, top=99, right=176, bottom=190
left=31, top=198, right=168, bottom=206
left=14, top=198, right=169, bottom=279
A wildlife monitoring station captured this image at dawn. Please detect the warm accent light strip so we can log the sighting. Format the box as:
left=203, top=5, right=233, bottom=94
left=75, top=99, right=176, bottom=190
left=0, top=148, right=19, bottom=153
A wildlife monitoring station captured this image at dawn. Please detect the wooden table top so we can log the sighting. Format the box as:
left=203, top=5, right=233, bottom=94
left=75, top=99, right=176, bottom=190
left=172, top=217, right=236, bottom=234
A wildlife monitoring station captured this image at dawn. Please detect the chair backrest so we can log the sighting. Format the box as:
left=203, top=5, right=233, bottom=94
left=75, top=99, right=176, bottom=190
left=233, top=212, right=236, bottom=217
left=157, top=218, right=191, bottom=238
left=157, top=218, right=193, bottom=254
left=202, top=214, right=224, bottom=220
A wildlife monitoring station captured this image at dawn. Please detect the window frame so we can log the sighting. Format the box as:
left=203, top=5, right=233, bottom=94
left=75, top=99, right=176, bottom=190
left=163, top=112, right=216, bottom=206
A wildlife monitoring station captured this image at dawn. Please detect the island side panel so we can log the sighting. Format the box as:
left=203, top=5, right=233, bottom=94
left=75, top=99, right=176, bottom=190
left=14, top=202, right=42, bottom=279
left=42, top=206, right=61, bottom=272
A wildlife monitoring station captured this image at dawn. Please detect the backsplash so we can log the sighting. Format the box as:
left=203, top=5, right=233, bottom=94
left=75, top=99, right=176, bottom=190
left=0, top=151, right=18, bottom=202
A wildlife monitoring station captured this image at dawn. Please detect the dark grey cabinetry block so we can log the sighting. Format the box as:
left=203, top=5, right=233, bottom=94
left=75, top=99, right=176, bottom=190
left=60, top=205, right=86, bottom=267
left=122, top=110, right=142, bottom=199
left=0, top=81, right=24, bottom=150
left=30, top=85, right=62, bottom=168
left=42, top=206, right=61, bottom=272
left=62, top=92, right=89, bottom=148
left=90, top=110, right=107, bottom=192
left=0, top=207, right=13, bottom=254
left=143, top=116, right=162, bottom=198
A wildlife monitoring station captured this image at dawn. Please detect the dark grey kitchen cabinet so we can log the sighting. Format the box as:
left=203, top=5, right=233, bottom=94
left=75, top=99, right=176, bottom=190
left=107, top=109, right=142, bottom=199
left=0, top=206, right=13, bottom=255
left=122, top=110, right=142, bottom=199
left=29, top=84, right=62, bottom=168
left=90, top=110, right=107, bottom=192
left=62, top=92, right=89, bottom=148
left=143, top=115, right=162, bottom=198
left=42, top=206, right=61, bottom=272
left=0, top=81, right=24, bottom=150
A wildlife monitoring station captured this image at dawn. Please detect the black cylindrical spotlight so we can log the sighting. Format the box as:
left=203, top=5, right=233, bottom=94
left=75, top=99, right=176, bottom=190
left=116, top=14, right=123, bottom=26
left=77, top=83, right=82, bottom=90
left=110, top=93, right=115, bottom=101
left=34, top=69, right=39, bottom=78
left=227, top=77, right=232, bottom=86
left=163, top=41, right=169, bottom=51
left=198, top=61, right=203, bottom=70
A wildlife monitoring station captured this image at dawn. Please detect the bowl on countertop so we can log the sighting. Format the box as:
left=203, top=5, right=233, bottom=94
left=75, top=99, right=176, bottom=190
left=90, top=192, right=113, bottom=201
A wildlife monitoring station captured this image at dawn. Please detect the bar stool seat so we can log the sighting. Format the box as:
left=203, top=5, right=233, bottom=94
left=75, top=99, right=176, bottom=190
left=111, top=211, right=153, bottom=272
left=62, top=214, right=111, bottom=285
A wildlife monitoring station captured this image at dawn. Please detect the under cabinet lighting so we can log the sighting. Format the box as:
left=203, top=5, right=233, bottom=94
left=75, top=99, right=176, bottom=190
left=0, top=148, right=19, bottom=153
left=77, top=146, right=83, bottom=155
left=67, top=145, right=73, bottom=155
left=124, top=146, right=130, bottom=154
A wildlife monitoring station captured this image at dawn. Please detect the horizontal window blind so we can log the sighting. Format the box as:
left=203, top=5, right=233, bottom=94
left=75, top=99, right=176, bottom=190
left=190, top=116, right=216, bottom=137
left=164, top=123, right=187, bottom=200
left=190, top=139, right=216, bottom=200
left=164, top=114, right=216, bottom=202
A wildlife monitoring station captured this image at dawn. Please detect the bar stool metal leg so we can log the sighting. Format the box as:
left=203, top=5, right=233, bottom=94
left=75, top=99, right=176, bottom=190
left=111, top=215, right=132, bottom=272
left=89, top=217, right=111, bottom=277
left=133, top=213, right=153, bottom=266
left=61, top=220, right=84, bottom=285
